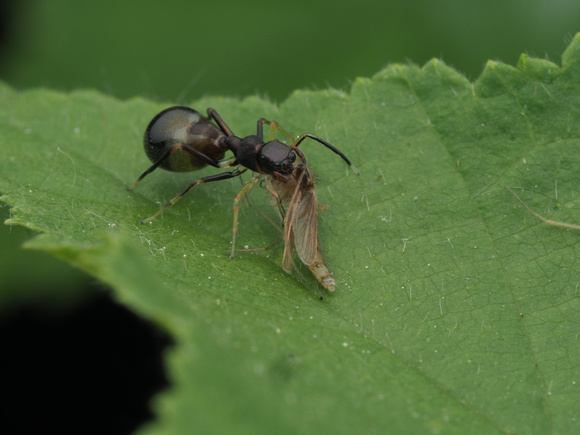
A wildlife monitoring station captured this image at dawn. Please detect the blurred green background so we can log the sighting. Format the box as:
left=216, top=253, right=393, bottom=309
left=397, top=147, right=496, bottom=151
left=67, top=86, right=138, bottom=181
left=2, top=0, right=580, bottom=102
left=1, top=0, right=579, bottom=299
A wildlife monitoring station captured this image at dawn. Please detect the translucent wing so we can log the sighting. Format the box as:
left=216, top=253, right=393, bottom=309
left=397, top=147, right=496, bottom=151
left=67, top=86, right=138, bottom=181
left=282, top=219, right=294, bottom=273
left=282, top=179, right=300, bottom=273
left=290, top=171, right=318, bottom=266
left=278, top=164, right=335, bottom=291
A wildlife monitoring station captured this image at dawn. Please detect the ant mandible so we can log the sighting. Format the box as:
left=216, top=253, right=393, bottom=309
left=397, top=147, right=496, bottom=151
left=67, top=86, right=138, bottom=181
left=129, top=106, right=358, bottom=259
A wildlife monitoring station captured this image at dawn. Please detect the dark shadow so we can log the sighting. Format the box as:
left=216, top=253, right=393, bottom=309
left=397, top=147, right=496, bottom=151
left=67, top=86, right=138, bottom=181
left=0, top=289, right=172, bottom=435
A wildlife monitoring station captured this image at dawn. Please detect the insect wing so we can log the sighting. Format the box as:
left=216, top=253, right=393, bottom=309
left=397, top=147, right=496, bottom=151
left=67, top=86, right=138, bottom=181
left=291, top=183, right=318, bottom=267
left=282, top=216, right=294, bottom=273
left=281, top=177, right=301, bottom=272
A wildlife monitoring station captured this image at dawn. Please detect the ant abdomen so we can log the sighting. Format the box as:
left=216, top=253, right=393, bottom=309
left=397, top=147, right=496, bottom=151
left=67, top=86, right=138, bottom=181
left=144, top=106, right=228, bottom=172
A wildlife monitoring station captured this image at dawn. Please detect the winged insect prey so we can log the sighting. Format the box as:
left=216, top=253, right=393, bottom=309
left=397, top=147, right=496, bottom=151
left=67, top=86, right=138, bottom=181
left=266, top=151, right=337, bottom=292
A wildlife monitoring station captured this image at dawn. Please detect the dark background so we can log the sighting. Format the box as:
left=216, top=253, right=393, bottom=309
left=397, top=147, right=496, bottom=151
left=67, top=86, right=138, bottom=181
left=0, top=1, right=578, bottom=433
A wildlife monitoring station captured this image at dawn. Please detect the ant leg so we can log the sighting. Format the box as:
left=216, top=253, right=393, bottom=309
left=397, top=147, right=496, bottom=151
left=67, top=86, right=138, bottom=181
left=177, top=142, right=227, bottom=168
left=258, top=119, right=295, bottom=142
left=244, top=190, right=283, bottom=233
left=129, top=143, right=228, bottom=190
left=230, top=173, right=262, bottom=259
left=243, top=207, right=309, bottom=284
left=129, top=147, right=174, bottom=190
left=256, top=118, right=264, bottom=140
left=294, top=133, right=360, bottom=175
left=263, top=176, right=286, bottom=218
left=207, top=108, right=235, bottom=137
left=229, top=179, right=286, bottom=253
left=140, top=168, right=246, bottom=224
left=230, top=210, right=305, bottom=286
left=217, top=156, right=238, bottom=168
left=231, top=237, right=284, bottom=254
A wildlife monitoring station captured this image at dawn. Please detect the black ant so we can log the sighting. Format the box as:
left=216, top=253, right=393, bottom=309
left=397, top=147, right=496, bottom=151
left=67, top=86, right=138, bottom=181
left=129, top=106, right=358, bottom=271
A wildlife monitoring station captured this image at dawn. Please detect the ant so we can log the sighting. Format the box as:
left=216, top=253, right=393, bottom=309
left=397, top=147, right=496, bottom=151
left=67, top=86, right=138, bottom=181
left=129, top=106, right=358, bottom=288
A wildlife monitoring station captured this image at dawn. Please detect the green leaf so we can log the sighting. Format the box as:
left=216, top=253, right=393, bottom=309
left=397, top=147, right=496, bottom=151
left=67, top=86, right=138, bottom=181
left=3, top=35, right=580, bottom=434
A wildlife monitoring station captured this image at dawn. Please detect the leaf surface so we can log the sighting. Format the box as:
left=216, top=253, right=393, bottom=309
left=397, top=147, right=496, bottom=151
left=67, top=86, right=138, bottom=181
left=2, top=36, right=580, bottom=434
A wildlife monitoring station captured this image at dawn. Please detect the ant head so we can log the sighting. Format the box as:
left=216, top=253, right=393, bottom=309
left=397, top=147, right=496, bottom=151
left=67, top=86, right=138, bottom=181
left=233, top=138, right=296, bottom=175
left=256, top=140, right=296, bottom=175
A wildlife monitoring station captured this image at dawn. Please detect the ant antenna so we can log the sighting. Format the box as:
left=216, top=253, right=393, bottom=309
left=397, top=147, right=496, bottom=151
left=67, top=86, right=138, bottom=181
left=295, top=134, right=360, bottom=175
